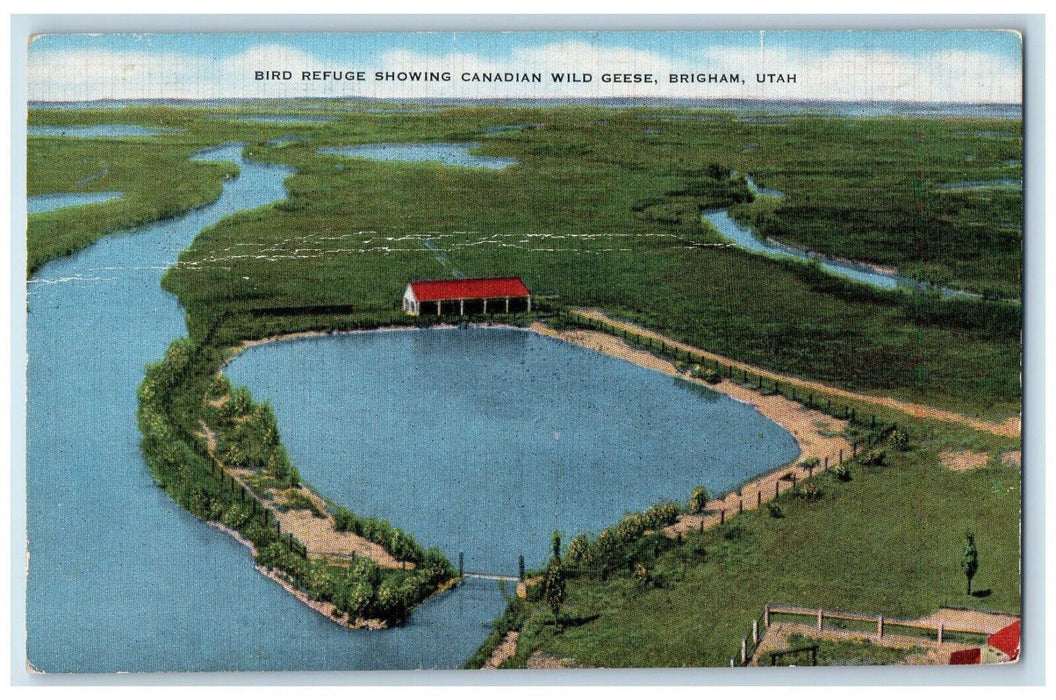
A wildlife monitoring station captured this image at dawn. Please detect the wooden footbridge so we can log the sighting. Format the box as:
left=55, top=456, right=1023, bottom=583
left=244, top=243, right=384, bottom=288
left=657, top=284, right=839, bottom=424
left=458, top=552, right=524, bottom=583
left=462, top=571, right=520, bottom=582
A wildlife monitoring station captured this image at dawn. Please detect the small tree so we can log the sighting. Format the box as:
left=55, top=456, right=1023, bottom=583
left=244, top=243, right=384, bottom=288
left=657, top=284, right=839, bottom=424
left=962, top=530, right=979, bottom=596
left=689, top=485, right=710, bottom=514
left=542, top=531, right=566, bottom=625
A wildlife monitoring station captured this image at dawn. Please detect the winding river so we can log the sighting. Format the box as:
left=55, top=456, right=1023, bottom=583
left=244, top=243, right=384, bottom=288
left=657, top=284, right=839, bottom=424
left=704, top=176, right=976, bottom=297
left=26, top=144, right=506, bottom=672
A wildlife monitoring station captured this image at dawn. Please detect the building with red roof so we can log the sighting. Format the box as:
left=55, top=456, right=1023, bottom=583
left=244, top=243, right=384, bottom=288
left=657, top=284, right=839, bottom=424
left=985, top=620, right=1020, bottom=662
left=403, top=276, right=532, bottom=316
left=947, top=619, right=1020, bottom=665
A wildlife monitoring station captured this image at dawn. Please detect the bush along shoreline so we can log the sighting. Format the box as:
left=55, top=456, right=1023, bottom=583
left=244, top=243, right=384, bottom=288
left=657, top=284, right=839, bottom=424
left=137, top=332, right=456, bottom=628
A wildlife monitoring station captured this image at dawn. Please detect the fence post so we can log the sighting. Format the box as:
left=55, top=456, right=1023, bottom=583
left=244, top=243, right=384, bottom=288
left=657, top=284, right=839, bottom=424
left=839, top=449, right=844, bottom=464
left=774, top=482, right=779, bottom=499
left=518, top=555, right=525, bottom=581
left=764, top=604, right=771, bottom=627
left=741, top=637, right=748, bottom=665
left=877, top=615, right=884, bottom=639
left=739, top=499, right=743, bottom=514
left=720, top=509, right=725, bottom=525
left=937, top=623, right=944, bottom=645
left=817, top=609, right=823, bottom=631
left=752, top=619, right=759, bottom=646
left=458, top=551, right=464, bottom=577
left=757, top=491, right=762, bottom=507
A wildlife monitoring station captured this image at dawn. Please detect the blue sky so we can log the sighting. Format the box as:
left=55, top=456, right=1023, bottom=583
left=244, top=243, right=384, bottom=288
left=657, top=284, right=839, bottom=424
left=28, top=30, right=1023, bottom=102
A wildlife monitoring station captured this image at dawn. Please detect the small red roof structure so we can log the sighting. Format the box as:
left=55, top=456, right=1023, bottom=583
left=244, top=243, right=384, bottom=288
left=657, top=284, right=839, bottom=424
left=949, top=648, right=982, bottom=665
left=409, top=277, right=530, bottom=302
left=402, top=276, right=532, bottom=316
left=987, top=620, right=1021, bottom=661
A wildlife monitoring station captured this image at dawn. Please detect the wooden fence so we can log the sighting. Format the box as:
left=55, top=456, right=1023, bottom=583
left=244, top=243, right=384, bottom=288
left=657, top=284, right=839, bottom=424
left=731, top=604, right=998, bottom=666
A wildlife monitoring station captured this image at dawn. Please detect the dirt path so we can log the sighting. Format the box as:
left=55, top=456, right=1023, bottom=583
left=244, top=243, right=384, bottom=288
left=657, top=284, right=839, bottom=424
left=482, top=631, right=519, bottom=669
left=571, top=309, right=1020, bottom=439
left=913, top=608, right=1018, bottom=635
left=197, top=420, right=406, bottom=569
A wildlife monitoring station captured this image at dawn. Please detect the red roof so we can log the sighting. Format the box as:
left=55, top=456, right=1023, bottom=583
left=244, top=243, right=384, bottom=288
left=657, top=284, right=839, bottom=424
left=949, top=648, right=982, bottom=665
left=409, top=277, right=530, bottom=302
left=987, top=620, right=1020, bottom=661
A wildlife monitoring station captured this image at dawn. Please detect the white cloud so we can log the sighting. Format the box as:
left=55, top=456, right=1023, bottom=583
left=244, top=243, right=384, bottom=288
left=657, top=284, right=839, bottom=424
left=27, top=39, right=1022, bottom=103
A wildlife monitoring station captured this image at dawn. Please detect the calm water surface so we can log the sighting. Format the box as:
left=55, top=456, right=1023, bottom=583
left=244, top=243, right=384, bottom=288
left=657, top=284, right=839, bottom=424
left=225, top=328, right=800, bottom=575
left=29, top=124, right=170, bottom=137
left=319, top=142, right=517, bottom=169
left=28, top=191, right=123, bottom=214
left=26, top=144, right=506, bottom=672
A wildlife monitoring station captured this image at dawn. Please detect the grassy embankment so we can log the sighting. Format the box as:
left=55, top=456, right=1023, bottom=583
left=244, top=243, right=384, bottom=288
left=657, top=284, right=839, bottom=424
left=138, top=331, right=457, bottom=626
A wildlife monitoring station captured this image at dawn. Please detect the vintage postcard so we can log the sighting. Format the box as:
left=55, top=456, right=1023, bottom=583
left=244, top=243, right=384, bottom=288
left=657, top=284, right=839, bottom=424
left=22, top=27, right=1023, bottom=674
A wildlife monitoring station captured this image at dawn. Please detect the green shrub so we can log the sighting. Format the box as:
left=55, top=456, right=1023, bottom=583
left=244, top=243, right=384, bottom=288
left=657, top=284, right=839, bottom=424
left=890, top=429, right=911, bottom=450
left=279, top=490, right=325, bottom=517
left=220, top=502, right=252, bottom=530
left=795, top=481, right=823, bottom=503
left=688, top=485, right=710, bottom=514
left=567, top=534, right=593, bottom=565
left=332, top=506, right=364, bottom=534
left=832, top=463, right=853, bottom=482
left=632, top=561, right=652, bottom=588
left=860, top=449, right=887, bottom=467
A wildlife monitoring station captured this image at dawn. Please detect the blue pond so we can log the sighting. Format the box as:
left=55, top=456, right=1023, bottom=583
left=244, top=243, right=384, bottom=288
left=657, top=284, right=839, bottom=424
left=26, top=144, right=507, bottom=672
left=29, top=124, right=170, bottom=137
left=28, top=191, right=123, bottom=214
left=224, top=328, right=799, bottom=576
left=319, top=142, right=517, bottom=169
